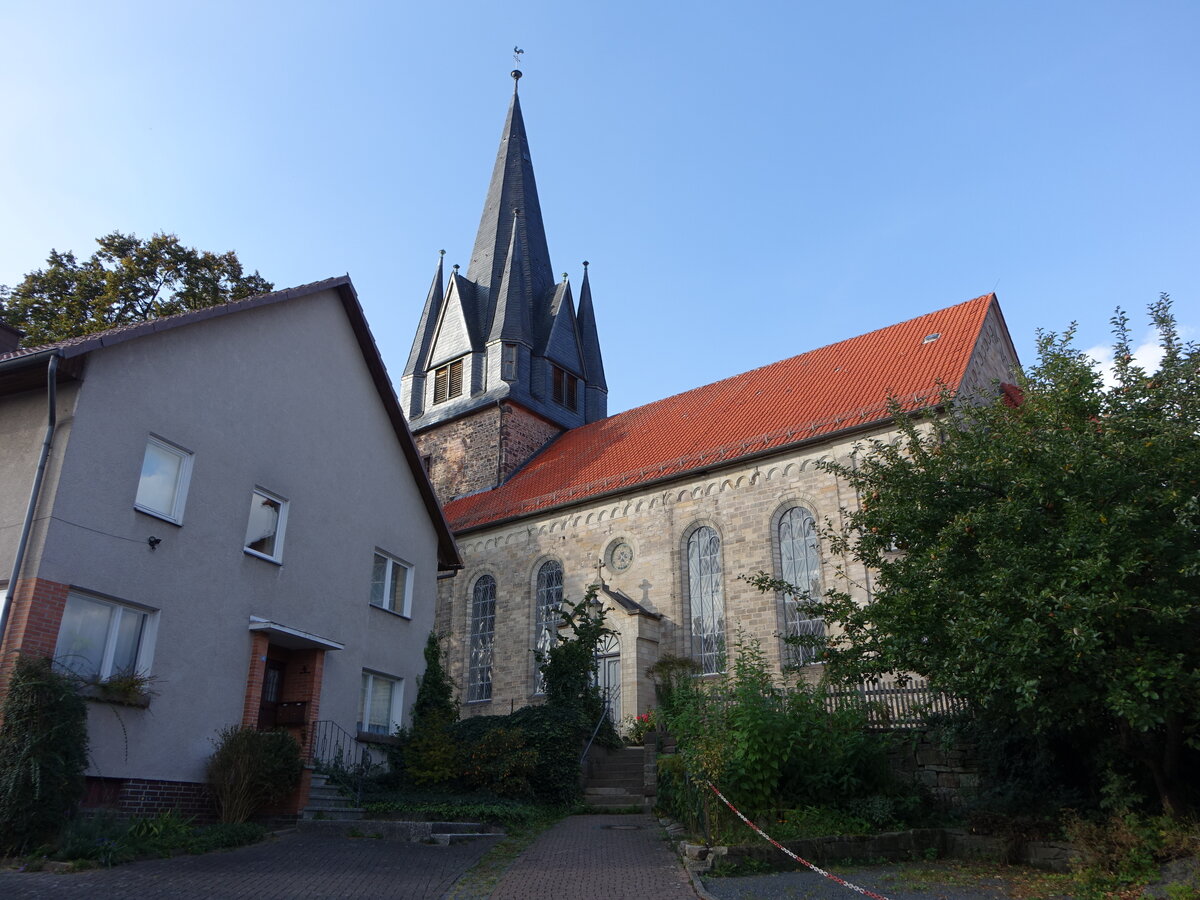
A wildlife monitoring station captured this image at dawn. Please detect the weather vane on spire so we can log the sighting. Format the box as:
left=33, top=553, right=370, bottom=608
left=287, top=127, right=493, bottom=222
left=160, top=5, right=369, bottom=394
left=512, top=46, right=524, bottom=88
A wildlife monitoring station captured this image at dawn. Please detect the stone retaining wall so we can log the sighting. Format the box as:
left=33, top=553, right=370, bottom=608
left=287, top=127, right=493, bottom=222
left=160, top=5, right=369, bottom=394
left=886, top=729, right=980, bottom=807
left=685, top=827, right=1079, bottom=874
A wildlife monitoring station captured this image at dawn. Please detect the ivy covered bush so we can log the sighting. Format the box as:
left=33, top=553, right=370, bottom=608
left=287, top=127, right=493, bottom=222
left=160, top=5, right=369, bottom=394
left=382, top=596, right=619, bottom=807
left=0, top=654, right=89, bottom=853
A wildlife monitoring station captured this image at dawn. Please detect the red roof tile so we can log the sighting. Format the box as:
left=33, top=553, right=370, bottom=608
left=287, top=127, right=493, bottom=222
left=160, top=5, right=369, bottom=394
left=443, top=294, right=999, bottom=532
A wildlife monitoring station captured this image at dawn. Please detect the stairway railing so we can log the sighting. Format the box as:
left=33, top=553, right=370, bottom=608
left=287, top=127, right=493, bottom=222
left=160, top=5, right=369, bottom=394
left=309, top=720, right=374, bottom=807
left=579, top=684, right=620, bottom=767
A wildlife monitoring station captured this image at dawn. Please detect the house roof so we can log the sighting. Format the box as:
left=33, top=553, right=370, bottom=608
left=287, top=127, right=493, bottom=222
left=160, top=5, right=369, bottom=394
left=0, top=277, right=463, bottom=571
left=443, top=294, right=1002, bottom=533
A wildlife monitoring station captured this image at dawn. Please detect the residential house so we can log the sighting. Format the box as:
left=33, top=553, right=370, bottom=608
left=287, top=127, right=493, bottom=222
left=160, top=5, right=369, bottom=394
left=0, top=276, right=460, bottom=817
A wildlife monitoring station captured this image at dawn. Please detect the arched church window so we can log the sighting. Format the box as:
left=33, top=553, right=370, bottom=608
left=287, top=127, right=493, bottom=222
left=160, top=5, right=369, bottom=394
left=687, top=525, right=725, bottom=674
left=778, top=506, right=826, bottom=666
left=533, top=560, right=563, bottom=693
left=467, top=575, right=496, bottom=702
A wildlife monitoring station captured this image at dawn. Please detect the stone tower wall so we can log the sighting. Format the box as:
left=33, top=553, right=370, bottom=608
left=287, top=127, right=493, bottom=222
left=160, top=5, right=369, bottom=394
left=415, top=401, right=563, bottom=504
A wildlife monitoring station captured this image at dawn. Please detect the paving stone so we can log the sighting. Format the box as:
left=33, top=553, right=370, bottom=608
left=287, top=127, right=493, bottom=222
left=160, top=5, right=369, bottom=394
left=0, top=830, right=498, bottom=899
left=490, top=814, right=698, bottom=900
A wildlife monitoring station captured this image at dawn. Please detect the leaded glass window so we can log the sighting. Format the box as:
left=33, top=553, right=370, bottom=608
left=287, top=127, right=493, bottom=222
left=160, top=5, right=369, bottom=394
left=467, top=575, right=496, bottom=702
left=687, top=526, right=725, bottom=674
left=779, top=506, right=826, bottom=666
left=533, top=560, right=562, bottom=693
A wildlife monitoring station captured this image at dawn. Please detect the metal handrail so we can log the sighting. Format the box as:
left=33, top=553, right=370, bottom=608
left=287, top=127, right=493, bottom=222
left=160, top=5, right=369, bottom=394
left=309, top=719, right=374, bottom=807
left=579, top=685, right=620, bottom=767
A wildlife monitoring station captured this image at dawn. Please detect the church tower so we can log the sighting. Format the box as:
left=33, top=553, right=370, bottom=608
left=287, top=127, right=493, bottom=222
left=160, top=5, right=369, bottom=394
left=400, top=70, right=607, bottom=502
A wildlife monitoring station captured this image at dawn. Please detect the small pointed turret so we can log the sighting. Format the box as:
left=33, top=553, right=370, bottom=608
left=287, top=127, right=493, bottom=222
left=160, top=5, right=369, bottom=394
left=403, top=250, right=445, bottom=378
left=576, top=261, right=606, bottom=392
left=576, top=261, right=608, bottom=421
left=488, top=210, right=532, bottom=343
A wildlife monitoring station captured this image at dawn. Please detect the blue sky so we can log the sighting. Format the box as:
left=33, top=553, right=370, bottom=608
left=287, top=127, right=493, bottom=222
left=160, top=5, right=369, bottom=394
left=2, top=1, right=1195, bottom=412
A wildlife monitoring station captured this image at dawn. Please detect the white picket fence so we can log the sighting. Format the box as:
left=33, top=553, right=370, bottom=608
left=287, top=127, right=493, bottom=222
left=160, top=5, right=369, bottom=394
left=824, top=677, right=966, bottom=729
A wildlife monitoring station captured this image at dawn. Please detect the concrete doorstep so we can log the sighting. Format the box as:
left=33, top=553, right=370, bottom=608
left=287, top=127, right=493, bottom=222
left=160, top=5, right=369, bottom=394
left=296, top=818, right=503, bottom=844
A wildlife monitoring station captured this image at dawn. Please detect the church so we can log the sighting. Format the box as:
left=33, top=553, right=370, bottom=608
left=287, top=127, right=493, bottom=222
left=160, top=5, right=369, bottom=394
left=400, top=71, right=1019, bottom=724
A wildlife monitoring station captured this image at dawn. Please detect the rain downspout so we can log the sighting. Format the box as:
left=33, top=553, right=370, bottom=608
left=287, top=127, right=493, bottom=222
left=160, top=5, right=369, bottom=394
left=0, top=353, right=61, bottom=650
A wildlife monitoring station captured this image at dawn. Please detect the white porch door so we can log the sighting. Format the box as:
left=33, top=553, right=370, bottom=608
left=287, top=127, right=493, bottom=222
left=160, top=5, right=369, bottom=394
left=595, top=635, right=621, bottom=723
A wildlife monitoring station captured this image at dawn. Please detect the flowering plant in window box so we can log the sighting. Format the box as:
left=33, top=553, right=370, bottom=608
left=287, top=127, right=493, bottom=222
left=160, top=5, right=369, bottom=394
left=79, top=671, right=158, bottom=708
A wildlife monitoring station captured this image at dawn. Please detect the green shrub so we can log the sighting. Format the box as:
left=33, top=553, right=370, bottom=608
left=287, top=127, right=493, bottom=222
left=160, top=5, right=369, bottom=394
left=660, top=631, right=899, bottom=836
left=183, top=821, right=266, bottom=854
left=206, top=726, right=302, bottom=823
left=48, top=811, right=265, bottom=865
left=364, top=795, right=544, bottom=830
left=460, top=726, right=538, bottom=797
left=404, top=633, right=459, bottom=785
left=444, top=704, right=586, bottom=805
left=0, top=654, right=89, bottom=853
left=646, top=654, right=701, bottom=715
left=1066, top=812, right=1200, bottom=899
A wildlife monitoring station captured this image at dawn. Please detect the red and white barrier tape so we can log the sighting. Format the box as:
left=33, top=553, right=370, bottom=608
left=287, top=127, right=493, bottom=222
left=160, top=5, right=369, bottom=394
left=705, top=781, right=892, bottom=900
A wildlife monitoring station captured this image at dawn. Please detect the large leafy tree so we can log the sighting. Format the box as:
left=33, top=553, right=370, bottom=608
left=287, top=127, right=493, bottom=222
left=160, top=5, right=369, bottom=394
left=760, top=297, right=1199, bottom=815
left=0, top=231, right=272, bottom=346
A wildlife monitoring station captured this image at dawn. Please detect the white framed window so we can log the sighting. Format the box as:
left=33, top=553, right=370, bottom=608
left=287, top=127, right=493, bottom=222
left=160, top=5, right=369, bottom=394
left=244, top=488, right=288, bottom=563
left=53, top=591, right=157, bottom=682
left=371, top=551, right=412, bottom=616
left=358, top=671, right=403, bottom=735
left=134, top=435, right=193, bottom=524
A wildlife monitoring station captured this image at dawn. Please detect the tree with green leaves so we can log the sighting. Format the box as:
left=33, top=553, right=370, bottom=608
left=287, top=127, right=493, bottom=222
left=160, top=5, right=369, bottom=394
left=0, top=231, right=272, bottom=346
left=752, top=296, right=1199, bottom=816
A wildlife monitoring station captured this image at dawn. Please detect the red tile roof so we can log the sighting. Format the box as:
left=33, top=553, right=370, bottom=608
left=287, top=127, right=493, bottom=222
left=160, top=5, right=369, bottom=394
left=444, top=294, right=999, bottom=532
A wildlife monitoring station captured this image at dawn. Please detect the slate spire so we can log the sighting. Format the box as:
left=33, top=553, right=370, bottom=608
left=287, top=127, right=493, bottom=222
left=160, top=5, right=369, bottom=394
left=403, top=250, right=445, bottom=378
left=576, top=261, right=606, bottom=391
left=487, top=210, right=532, bottom=343
left=466, top=70, right=554, bottom=332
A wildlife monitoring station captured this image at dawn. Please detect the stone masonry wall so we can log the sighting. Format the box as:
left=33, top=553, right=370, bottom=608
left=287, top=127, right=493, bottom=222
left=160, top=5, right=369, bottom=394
left=499, top=403, right=564, bottom=484
left=415, top=406, right=503, bottom=502
left=888, top=730, right=980, bottom=807
left=437, top=429, right=886, bottom=720
left=416, top=401, right=563, bottom=504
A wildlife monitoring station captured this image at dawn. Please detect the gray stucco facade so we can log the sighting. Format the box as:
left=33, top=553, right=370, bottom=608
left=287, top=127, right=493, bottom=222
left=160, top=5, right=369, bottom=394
left=0, top=279, right=458, bottom=812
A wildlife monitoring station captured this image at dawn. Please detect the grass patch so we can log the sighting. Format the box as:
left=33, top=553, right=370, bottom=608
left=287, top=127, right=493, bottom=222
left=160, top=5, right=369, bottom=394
left=364, top=792, right=546, bottom=831
left=443, top=806, right=566, bottom=900
left=19, top=811, right=266, bottom=869
left=882, top=860, right=1077, bottom=900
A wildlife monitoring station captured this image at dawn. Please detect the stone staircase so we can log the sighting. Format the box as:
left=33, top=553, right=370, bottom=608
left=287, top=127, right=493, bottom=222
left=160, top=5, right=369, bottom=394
left=583, top=745, right=647, bottom=810
left=298, top=773, right=501, bottom=844
left=301, top=772, right=365, bottom=821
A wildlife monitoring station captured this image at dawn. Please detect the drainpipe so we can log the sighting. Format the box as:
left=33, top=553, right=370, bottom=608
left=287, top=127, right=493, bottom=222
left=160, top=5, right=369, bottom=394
left=0, top=352, right=61, bottom=651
